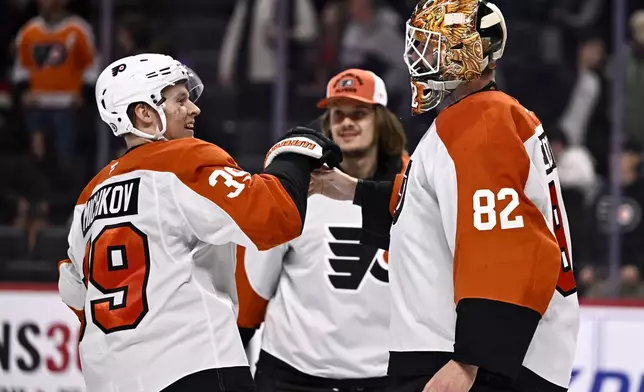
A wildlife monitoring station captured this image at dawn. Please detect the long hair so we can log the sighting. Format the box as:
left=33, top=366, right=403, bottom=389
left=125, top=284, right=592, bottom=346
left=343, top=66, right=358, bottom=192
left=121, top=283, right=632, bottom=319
left=321, top=105, right=407, bottom=157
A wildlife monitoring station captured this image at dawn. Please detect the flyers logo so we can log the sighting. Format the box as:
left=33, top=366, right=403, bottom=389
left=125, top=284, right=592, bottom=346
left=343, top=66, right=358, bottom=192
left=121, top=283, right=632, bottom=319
left=327, top=226, right=388, bottom=290
left=32, top=43, right=68, bottom=68
left=111, top=63, right=127, bottom=77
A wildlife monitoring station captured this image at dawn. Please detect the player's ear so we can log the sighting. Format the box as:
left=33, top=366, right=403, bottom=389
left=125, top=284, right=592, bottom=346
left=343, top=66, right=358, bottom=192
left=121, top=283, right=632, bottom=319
left=134, top=103, right=154, bottom=126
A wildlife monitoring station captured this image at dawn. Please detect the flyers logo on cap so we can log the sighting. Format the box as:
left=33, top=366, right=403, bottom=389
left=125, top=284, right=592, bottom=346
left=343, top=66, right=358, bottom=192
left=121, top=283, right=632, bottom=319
left=340, top=78, right=354, bottom=88
left=334, top=73, right=364, bottom=94
left=317, top=69, right=388, bottom=108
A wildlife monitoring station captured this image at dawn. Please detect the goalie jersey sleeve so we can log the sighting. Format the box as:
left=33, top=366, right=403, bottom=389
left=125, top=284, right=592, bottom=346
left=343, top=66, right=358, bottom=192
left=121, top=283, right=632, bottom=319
left=354, top=156, right=410, bottom=249
left=433, top=103, right=561, bottom=378
left=388, top=91, right=578, bottom=388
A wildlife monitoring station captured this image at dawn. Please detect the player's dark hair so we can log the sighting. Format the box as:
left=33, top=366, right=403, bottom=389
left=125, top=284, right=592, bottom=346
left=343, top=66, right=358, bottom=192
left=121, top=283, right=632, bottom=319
left=321, top=105, right=407, bottom=157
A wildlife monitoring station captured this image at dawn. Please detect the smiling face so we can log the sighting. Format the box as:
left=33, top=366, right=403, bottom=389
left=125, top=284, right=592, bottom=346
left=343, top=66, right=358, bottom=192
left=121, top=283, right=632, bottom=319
left=160, top=83, right=201, bottom=140
left=328, top=98, right=377, bottom=158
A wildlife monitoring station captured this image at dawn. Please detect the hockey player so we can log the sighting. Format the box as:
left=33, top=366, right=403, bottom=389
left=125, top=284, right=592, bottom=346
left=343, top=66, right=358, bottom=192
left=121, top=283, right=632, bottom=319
left=57, top=53, right=341, bottom=392
left=236, top=69, right=408, bottom=392
left=310, top=1, right=579, bottom=391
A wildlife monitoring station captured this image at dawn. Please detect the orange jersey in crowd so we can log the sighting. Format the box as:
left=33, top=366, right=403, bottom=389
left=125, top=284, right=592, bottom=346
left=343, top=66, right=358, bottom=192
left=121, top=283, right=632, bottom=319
left=13, top=15, right=96, bottom=104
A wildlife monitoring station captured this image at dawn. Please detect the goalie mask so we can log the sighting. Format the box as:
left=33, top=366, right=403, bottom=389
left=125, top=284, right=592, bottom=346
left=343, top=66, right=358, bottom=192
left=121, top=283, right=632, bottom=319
left=404, top=0, right=506, bottom=115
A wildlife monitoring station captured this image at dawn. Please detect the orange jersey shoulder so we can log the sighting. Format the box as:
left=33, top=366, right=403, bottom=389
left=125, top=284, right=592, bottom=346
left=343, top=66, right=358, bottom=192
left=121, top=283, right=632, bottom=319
left=436, top=90, right=541, bottom=150
left=78, top=139, right=233, bottom=205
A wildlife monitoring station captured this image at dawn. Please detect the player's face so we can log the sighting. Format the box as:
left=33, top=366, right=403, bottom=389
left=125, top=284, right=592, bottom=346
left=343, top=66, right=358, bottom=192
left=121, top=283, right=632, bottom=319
left=329, top=99, right=377, bottom=158
left=161, top=83, right=201, bottom=140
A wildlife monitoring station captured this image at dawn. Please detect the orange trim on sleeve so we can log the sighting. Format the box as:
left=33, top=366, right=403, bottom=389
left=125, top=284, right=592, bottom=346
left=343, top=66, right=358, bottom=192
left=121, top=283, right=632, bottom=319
left=438, top=91, right=560, bottom=316
left=235, top=246, right=270, bottom=328
left=57, top=259, right=86, bottom=329
left=57, top=258, right=72, bottom=269
left=389, top=155, right=411, bottom=216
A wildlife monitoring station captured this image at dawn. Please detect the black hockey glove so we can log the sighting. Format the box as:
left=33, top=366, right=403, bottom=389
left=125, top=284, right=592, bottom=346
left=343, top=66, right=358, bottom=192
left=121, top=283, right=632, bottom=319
left=264, top=126, right=343, bottom=170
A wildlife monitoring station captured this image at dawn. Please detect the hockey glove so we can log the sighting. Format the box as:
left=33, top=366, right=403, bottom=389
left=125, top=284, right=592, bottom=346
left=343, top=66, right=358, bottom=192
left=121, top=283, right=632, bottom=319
left=264, top=127, right=343, bottom=169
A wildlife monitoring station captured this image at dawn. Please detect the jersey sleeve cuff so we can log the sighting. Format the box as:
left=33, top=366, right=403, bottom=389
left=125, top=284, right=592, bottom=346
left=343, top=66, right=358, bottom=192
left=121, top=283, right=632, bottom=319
left=353, top=180, right=394, bottom=250
left=239, top=327, right=257, bottom=349
left=453, top=298, right=541, bottom=380
left=264, top=154, right=315, bottom=225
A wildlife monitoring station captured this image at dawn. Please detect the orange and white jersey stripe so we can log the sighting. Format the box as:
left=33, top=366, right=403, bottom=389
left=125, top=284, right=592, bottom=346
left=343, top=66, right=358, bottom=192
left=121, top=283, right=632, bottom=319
left=388, top=90, right=579, bottom=389
left=57, top=138, right=303, bottom=392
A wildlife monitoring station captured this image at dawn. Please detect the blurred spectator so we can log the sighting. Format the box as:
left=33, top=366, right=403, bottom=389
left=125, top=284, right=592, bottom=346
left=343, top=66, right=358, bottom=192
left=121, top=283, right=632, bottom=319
left=584, top=265, right=644, bottom=299
left=549, top=127, right=597, bottom=201
left=11, top=0, right=97, bottom=174
left=218, top=0, right=318, bottom=87
left=584, top=139, right=644, bottom=297
left=624, top=10, right=644, bottom=147
left=312, top=1, right=345, bottom=86
left=550, top=0, right=607, bottom=65
left=548, top=128, right=596, bottom=267
left=559, top=36, right=607, bottom=147
left=218, top=0, right=319, bottom=120
left=339, top=0, right=407, bottom=114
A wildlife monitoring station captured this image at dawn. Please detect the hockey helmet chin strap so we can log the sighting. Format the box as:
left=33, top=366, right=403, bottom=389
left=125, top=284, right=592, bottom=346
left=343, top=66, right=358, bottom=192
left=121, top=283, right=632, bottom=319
left=127, top=98, right=170, bottom=141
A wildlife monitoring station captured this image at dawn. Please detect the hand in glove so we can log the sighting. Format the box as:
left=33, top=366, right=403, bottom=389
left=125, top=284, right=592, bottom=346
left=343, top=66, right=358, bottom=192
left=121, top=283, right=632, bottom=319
left=264, top=127, right=342, bottom=170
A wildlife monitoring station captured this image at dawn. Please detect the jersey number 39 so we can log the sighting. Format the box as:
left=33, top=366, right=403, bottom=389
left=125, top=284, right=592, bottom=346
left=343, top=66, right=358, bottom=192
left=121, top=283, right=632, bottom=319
left=82, top=223, right=151, bottom=334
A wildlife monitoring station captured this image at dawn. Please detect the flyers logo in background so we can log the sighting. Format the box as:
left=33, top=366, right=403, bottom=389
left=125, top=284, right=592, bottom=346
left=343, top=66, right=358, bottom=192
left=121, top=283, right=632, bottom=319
left=326, top=226, right=388, bottom=291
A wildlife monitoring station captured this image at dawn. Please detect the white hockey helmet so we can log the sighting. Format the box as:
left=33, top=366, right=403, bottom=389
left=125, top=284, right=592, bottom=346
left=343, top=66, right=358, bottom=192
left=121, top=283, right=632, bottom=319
left=96, top=53, right=204, bottom=140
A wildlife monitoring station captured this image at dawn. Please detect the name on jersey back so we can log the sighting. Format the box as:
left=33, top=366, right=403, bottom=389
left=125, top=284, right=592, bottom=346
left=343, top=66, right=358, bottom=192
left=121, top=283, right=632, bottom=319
left=81, top=178, right=140, bottom=236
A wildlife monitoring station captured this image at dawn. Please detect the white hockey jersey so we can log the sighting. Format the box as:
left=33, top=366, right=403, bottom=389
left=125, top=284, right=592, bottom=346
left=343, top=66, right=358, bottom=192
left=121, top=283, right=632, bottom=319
left=237, top=158, right=406, bottom=380
left=57, top=138, right=304, bottom=392
left=387, top=91, right=579, bottom=389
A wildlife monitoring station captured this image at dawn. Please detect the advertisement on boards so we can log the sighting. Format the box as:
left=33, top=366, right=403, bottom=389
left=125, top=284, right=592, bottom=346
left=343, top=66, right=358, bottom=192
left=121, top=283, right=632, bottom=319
left=0, top=286, right=85, bottom=392
left=2, top=286, right=644, bottom=392
left=569, top=305, right=644, bottom=392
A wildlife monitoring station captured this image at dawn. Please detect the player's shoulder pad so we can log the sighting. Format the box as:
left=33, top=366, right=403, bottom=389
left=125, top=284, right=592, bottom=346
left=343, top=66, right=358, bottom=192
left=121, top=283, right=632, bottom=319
left=76, top=139, right=237, bottom=205
left=63, top=15, right=94, bottom=34
left=167, top=138, right=237, bottom=169
left=437, top=91, right=540, bottom=152
left=15, top=17, right=42, bottom=41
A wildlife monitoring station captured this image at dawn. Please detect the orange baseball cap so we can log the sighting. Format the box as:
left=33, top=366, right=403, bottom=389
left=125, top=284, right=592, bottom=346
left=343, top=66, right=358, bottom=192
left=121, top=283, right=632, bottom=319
left=317, top=69, right=388, bottom=109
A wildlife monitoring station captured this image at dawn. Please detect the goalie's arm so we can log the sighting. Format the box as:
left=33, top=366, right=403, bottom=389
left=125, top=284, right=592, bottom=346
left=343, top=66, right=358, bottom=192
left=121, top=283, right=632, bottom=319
left=436, top=113, right=560, bottom=380
left=353, top=179, right=395, bottom=249
left=353, top=158, right=409, bottom=250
